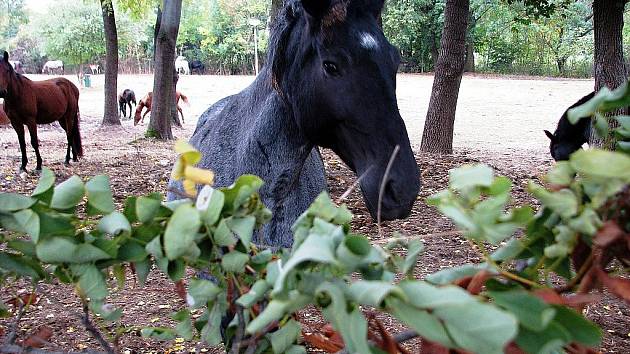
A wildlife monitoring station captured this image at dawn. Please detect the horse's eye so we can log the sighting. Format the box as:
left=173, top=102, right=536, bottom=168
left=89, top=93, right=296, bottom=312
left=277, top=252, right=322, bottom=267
left=323, top=61, right=340, bottom=76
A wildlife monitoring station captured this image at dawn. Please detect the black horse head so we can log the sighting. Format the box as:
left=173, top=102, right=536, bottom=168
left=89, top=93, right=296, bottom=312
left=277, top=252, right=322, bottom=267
left=544, top=92, right=594, bottom=161
left=271, top=0, right=420, bottom=220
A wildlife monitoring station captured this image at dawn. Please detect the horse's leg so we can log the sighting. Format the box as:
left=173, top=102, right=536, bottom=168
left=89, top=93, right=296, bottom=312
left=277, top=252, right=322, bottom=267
left=127, top=102, right=132, bottom=118
left=11, top=121, right=28, bottom=171
left=178, top=106, right=184, bottom=124
left=26, top=123, right=43, bottom=171
left=142, top=109, right=149, bottom=123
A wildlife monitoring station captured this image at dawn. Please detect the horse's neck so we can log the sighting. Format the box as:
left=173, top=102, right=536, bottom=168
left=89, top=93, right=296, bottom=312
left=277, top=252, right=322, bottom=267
left=5, top=74, right=26, bottom=105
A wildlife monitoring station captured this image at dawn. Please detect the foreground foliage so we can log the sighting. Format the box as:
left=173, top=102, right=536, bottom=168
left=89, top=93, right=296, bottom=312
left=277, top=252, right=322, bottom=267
left=1, top=88, right=630, bottom=352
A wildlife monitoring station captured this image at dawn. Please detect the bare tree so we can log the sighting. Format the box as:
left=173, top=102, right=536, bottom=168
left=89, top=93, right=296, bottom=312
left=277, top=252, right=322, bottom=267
left=147, top=0, right=182, bottom=139
left=420, top=0, right=469, bottom=154
left=100, top=0, right=120, bottom=126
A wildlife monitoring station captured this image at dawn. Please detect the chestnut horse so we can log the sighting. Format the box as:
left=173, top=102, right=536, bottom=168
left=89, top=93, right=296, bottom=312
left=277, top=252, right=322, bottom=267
left=0, top=51, right=82, bottom=171
left=134, top=91, right=189, bottom=126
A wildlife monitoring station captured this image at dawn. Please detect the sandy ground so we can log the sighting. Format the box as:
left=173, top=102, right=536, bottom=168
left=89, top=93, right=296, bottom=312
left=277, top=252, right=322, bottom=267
left=1, top=72, right=594, bottom=157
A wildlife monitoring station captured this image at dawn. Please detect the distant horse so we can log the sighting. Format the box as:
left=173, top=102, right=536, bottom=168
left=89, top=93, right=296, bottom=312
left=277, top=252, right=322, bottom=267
left=167, top=0, right=421, bottom=248
left=118, top=89, right=137, bottom=119
left=89, top=64, right=100, bottom=74
left=42, top=60, right=64, bottom=75
left=8, top=61, right=22, bottom=73
left=134, top=91, right=189, bottom=125
left=175, top=56, right=190, bottom=75
left=190, top=60, right=205, bottom=75
left=0, top=103, right=9, bottom=125
left=0, top=52, right=82, bottom=171
left=544, top=92, right=595, bottom=161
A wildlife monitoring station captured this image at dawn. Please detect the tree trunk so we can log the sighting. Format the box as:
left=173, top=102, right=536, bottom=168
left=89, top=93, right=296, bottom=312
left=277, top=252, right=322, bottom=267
left=270, top=0, right=284, bottom=25
left=592, top=0, right=627, bottom=145
left=464, top=42, right=475, bottom=72
left=420, top=0, right=469, bottom=154
left=100, top=0, right=120, bottom=126
left=153, top=6, right=162, bottom=62
left=148, top=0, right=182, bottom=140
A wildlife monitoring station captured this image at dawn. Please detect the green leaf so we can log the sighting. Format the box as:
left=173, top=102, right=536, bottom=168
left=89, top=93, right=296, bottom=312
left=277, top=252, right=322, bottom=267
left=317, top=282, right=371, bottom=354
left=528, top=183, right=578, bottom=219
left=488, top=290, right=556, bottom=331
left=141, top=327, right=176, bottom=340
left=515, top=321, right=570, bottom=354
left=187, top=279, right=222, bottom=308
left=348, top=281, right=406, bottom=307
left=247, top=293, right=311, bottom=334
left=491, top=238, right=525, bottom=262
left=221, top=251, right=249, bottom=273
left=85, top=175, right=114, bottom=215
left=545, top=162, right=575, bottom=186
left=50, top=176, right=85, bottom=209
left=98, top=212, right=131, bottom=236
left=267, top=319, right=301, bottom=354
left=78, top=265, right=108, bottom=301
left=32, top=168, right=55, bottom=203
left=163, top=204, right=201, bottom=260
left=449, top=164, right=494, bottom=190
left=196, top=186, right=225, bottom=225
left=398, top=281, right=475, bottom=308
left=237, top=280, right=270, bottom=308
left=173, top=310, right=194, bottom=340
left=37, top=212, right=74, bottom=237
left=36, top=237, right=111, bottom=263
left=136, top=196, right=162, bottom=224
left=201, top=303, right=223, bottom=345
left=0, top=253, right=45, bottom=280
left=13, top=209, right=40, bottom=241
left=221, top=174, right=264, bottom=210
left=213, top=219, right=237, bottom=246
left=434, top=303, right=518, bottom=354
left=118, top=242, right=148, bottom=262
left=388, top=298, right=455, bottom=347
left=227, top=216, right=256, bottom=248
left=0, top=193, right=36, bottom=212
left=553, top=306, right=601, bottom=347
left=273, top=233, right=337, bottom=295
left=426, top=263, right=495, bottom=285
left=570, top=149, right=630, bottom=180
left=133, top=258, right=151, bottom=286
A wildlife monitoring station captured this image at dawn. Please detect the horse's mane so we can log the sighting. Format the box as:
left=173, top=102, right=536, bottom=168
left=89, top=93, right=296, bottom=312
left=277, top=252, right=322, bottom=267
left=268, top=1, right=302, bottom=94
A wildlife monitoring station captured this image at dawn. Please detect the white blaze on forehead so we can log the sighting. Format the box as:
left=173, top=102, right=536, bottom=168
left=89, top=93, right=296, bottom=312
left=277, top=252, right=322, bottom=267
left=359, top=32, right=379, bottom=50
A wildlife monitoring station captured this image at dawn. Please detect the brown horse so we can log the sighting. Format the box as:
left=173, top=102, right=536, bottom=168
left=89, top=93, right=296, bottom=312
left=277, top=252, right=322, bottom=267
left=134, top=91, right=189, bottom=126
left=0, top=51, right=82, bottom=171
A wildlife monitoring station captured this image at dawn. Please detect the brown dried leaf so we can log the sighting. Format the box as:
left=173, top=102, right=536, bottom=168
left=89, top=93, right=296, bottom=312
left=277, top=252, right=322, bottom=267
left=467, top=270, right=492, bottom=295
left=593, top=221, right=624, bottom=248
left=596, top=267, right=630, bottom=304
left=174, top=280, right=187, bottom=302
left=22, top=326, right=53, bottom=348
left=302, top=330, right=344, bottom=353
left=7, top=293, right=38, bottom=307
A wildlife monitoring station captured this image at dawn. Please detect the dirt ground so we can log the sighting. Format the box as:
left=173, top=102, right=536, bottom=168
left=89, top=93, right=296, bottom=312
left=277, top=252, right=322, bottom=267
left=0, top=73, right=627, bottom=353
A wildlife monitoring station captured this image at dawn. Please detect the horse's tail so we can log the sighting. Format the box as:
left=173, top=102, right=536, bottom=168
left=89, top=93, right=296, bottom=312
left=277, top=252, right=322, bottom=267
left=72, top=110, right=83, bottom=157
left=179, top=92, right=190, bottom=107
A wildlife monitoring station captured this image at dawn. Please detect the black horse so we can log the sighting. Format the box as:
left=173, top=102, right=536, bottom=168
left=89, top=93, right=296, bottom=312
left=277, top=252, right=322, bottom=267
left=190, top=60, right=205, bottom=75
left=544, top=92, right=595, bottom=161
left=168, top=0, right=420, bottom=248
left=118, top=89, right=137, bottom=119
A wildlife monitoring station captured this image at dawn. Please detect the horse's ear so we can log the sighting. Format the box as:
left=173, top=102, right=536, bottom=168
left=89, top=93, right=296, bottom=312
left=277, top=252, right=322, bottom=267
left=301, top=0, right=332, bottom=20
left=2, top=51, right=8, bottom=62
left=366, top=0, right=386, bottom=17
left=544, top=130, right=555, bottom=141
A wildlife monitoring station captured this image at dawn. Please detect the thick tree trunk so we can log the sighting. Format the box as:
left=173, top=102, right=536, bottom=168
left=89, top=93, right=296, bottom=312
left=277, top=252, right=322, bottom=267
left=464, top=42, right=475, bottom=72
left=153, top=7, right=162, bottom=62
left=270, top=0, right=284, bottom=25
left=100, top=0, right=120, bottom=126
left=592, top=0, right=627, bottom=145
left=421, top=0, right=469, bottom=154
left=148, top=0, right=182, bottom=140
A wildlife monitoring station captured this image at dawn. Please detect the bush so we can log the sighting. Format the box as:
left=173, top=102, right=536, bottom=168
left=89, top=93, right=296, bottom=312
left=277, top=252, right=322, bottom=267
left=1, top=87, right=630, bottom=352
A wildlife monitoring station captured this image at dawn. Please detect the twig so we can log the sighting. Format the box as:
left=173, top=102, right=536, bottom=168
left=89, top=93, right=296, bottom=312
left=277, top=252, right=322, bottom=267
left=556, top=252, right=594, bottom=293
left=229, top=306, right=246, bottom=354
left=393, top=329, right=420, bottom=344
left=336, top=166, right=373, bottom=203
left=166, top=187, right=191, bottom=199
left=0, top=345, right=106, bottom=354
left=5, top=303, right=26, bottom=345
left=377, top=145, right=400, bottom=237
left=81, top=302, right=115, bottom=354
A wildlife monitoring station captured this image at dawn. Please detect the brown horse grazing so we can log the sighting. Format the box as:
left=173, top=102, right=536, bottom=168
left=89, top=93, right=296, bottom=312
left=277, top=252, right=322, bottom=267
left=0, top=51, right=82, bottom=171
left=134, top=91, right=189, bottom=126
left=0, top=103, right=9, bottom=125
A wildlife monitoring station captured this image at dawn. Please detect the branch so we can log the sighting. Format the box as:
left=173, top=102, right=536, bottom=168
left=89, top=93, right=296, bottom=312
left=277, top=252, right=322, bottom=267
left=81, top=303, right=115, bottom=354
left=5, top=303, right=26, bottom=345
left=0, top=345, right=106, bottom=354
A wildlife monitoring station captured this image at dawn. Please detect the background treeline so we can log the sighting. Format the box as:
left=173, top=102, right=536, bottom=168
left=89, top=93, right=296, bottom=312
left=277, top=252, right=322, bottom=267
left=0, top=0, right=628, bottom=77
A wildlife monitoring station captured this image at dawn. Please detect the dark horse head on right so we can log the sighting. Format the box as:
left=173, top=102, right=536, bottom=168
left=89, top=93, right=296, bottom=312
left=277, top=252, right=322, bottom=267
left=544, top=92, right=594, bottom=161
left=272, top=0, right=420, bottom=220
